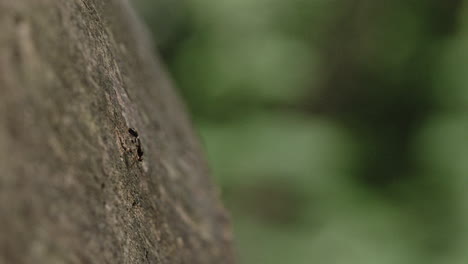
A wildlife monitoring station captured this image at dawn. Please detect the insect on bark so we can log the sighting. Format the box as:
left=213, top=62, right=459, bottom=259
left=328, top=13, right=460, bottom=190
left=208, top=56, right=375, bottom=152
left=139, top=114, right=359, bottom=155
left=128, top=128, right=144, bottom=162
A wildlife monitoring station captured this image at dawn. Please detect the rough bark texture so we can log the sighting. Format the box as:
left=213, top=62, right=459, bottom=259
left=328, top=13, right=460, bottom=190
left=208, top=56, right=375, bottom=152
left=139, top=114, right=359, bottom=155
left=0, top=0, right=234, bottom=263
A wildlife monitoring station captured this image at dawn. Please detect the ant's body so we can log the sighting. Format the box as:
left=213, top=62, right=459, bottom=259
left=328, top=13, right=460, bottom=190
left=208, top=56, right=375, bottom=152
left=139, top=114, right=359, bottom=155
left=128, top=128, right=144, bottom=162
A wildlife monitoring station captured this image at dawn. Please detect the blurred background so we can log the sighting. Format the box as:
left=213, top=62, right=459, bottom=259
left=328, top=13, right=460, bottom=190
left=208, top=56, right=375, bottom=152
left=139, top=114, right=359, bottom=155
left=134, top=0, right=468, bottom=263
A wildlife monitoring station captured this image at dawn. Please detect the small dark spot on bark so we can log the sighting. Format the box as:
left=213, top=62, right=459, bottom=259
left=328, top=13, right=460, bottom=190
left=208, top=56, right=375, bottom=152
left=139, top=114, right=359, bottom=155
left=101, top=183, right=105, bottom=189
left=13, top=14, right=23, bottom=25
left=145, top=249, right=150, bottom=263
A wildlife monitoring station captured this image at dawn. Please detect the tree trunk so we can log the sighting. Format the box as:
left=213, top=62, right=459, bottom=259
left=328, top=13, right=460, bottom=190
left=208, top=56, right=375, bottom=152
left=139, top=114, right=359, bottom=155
left=0, top=0, right=234, bottom=263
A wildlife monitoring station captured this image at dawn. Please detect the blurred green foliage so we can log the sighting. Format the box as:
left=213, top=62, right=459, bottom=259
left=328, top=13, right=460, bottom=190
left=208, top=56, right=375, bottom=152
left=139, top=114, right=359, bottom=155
left=135, top=0, right=468, bottom=263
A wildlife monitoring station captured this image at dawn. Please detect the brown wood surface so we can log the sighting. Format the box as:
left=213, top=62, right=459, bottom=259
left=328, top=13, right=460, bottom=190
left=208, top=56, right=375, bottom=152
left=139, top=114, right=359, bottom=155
left=0, top=0, right=234, bottom=263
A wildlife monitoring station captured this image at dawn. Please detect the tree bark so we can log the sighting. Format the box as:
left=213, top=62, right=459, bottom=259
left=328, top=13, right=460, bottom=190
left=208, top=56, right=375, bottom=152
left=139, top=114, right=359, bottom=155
left=0, top=0, right=234, bottom=263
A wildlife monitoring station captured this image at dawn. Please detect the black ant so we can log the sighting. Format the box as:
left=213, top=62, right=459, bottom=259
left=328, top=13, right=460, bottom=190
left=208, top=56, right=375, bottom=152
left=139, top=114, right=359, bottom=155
left=128, top=128, right=144, bottom=162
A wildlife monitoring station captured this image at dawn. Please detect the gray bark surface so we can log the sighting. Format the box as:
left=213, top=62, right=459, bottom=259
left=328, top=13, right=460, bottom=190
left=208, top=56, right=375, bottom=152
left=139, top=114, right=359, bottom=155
left=0, top=0, right=234, bottom=263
